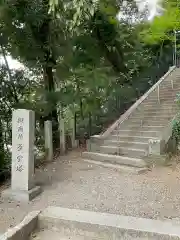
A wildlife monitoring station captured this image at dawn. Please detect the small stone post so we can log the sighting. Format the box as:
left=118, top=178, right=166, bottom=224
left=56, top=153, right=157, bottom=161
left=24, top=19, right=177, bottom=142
left=2, top=109, right=41, bottom=202
left=60, top=118, right=66, bottom=154
left=70, top=117, right=77, bottom=148
left=148, top=139, right=165, bottom=155
left=44, top=120, right=53, bottom=161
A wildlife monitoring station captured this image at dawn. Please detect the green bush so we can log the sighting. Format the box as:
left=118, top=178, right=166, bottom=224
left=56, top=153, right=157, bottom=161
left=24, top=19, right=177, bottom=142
left=172, top=92, right=180, bottom=144
left=172, top=118, right=180, bottom=143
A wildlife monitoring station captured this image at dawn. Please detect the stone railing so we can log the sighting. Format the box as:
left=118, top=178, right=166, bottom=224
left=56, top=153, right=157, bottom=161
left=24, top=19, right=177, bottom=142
left=87, top=66, right=176, bottom=152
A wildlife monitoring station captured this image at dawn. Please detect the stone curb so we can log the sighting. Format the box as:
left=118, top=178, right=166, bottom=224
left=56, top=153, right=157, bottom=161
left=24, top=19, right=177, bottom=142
left=39, top=207, right=180, bottom=239
left=2, top=207, right=180, bottom=239
left=0, top=211, right=40, bottom=240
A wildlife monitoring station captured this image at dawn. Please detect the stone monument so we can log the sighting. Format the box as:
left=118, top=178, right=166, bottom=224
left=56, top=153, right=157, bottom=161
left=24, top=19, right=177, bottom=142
left=70, top=117, right=77, bottom=148
left=60, top=118, right=66, bottom=154
left=2, top=109, right=41, bottom=202
left=44, top=120, right=53, bottom=161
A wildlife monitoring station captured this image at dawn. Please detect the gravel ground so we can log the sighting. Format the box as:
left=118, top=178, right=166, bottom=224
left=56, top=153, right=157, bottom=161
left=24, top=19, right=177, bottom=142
left=1, top=150, right=180, bottom=233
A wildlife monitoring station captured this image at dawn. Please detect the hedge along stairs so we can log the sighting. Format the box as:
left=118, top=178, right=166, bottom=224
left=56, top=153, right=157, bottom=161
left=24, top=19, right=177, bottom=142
left=82, top=66, right=180, bottom=172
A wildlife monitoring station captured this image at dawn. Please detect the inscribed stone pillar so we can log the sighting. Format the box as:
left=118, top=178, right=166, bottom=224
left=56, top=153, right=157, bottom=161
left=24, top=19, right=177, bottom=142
left=44, top=120, right=53, bottom=161
left=60, top=118, right=66, bottom=154
left=2, top=109, right=41, bottom=202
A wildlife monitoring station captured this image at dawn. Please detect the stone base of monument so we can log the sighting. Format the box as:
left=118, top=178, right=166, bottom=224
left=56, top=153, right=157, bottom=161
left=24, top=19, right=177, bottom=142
left=2, top=186, right=41, bottom=202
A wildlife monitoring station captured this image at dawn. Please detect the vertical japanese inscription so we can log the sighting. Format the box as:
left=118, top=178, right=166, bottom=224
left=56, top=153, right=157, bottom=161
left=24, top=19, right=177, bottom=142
left=16, top=117, right=24, bottom=172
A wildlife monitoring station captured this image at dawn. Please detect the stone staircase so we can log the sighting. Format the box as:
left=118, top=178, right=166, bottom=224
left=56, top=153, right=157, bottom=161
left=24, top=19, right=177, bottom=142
left=82, top=66, right=180, bottom=171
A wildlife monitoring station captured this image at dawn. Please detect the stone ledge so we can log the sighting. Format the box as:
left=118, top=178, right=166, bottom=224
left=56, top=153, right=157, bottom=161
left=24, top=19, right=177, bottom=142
left=1, top=186, right=41, bottom=202
left=0, top=211, right=40, bottom=240
left=39, top=207, right=180, bottom=239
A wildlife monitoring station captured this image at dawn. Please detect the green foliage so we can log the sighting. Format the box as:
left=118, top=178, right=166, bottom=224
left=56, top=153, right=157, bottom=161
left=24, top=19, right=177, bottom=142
left=172, top=92, right=180, bottom=143
left=140, top=0, right=180, bottom=44
left=0, top=0, right=176, bottom=174
left=172, top=118, right=180, bottom=143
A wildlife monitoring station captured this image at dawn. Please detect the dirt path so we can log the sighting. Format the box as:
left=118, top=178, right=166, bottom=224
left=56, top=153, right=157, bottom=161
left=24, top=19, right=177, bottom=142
left=1, top=150, right=180, bottom=233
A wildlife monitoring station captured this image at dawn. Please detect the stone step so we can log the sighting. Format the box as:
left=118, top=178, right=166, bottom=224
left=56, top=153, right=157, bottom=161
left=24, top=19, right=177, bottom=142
left=144, top=98, right=176, bottom=102
left=138, top=106, right=178, bottom=112
left=133, top=111, right=177, bottom=117
left=121, top=120, right=167, bottom=126
left=112, top=130, right=161, bottom=137
left=146, top=102, right=176, bottom=107
left=109, top=135, right=157, bottom=143
left=131, top=115, right=176, bottom=122
left=143, top=102, right=176, bottom=107
left=157, top=94, right=178, bottom=99
left=120, top=118, right=169, bottom=125
left=122, top=114, right=175, bottom=123
left=133, top=109, right=175, bottom=115
left=38, top=206, right=180, bottom=240
left=83, top=159, right=148, bottom=174
left=104, top=140, right=149, bottom=149
left=82, top=152, right=147, bottom=168
left=155, top=94, right=178, bottom=99
left=132, top=108, right=175, bottom=114
left=100, top=146, right=148, bottom=158
left=157, top=87, right=180, bottom=93
left=136, top=104, right=176, bottom=110
left=165, top=80, right=180, bottom=84
left=150, top=89, right=180, bottom=94
left=115, top=125, right=164, bottom=132
left=128, top=116, right=174, bottom=124
left=130, top=115, right=173, bottom=121
left=141, top=108, right=176, bottom=114
left=144, top=100, right=176, bottom=106
left=148, top=93, right=177, bottom=98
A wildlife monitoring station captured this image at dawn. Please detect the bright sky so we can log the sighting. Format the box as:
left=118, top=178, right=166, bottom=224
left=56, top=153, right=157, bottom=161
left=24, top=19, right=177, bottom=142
left=137, top=0, right=160, bottom=19
left=0, top=55, right=24, bottom=69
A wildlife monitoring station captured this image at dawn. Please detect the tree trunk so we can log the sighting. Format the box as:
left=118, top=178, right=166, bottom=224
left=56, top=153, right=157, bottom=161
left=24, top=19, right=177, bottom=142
left=43, top=64, right=59, bottom=148
left=36, top=0, right=59, bottom=148
left=92, top=12, right=127, bottom=74
left=0, top=119, right=5, bottom=170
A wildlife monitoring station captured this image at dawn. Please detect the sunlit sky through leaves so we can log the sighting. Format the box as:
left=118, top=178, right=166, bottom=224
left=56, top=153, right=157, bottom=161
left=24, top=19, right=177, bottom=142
left=136, top=0, right=161, bottom=19
left=1, top=0, right=160, bottom=69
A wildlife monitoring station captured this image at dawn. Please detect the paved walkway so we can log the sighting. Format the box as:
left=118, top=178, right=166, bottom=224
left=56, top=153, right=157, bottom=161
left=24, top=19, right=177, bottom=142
left=1, top=150, right=180, bottom=233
